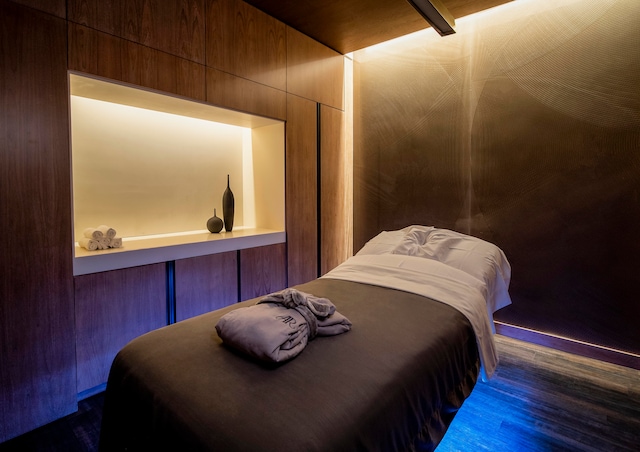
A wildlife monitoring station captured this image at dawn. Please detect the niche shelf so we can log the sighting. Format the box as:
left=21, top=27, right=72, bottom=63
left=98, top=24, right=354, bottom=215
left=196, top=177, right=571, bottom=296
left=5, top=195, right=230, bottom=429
left=70, top=73, right=285, bottom=275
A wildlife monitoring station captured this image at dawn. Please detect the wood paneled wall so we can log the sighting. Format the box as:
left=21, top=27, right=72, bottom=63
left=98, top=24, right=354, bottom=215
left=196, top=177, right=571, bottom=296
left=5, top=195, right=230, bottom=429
left=206, top=0, right=286, bottom=90
left=175, top=252, right=238, bottom=321
left=8, top=0, right=65, bottom=17
left=320, top=105, right=351, bottom=275
left=0, top=1, right=75, bottom=441
left=240, top=243, right=287, bottom=300
left=287, top=27, right=344, bottom=110
left=206, top=66, right=286, bottom=119
left=1, top=0, right=347, bottom=441
left=68, top=23, right=207, bottom=101
left=285, top=94, right=319, bottom=285
left=68, top=0, right=206, bottom=63
left=75, top=264, right=167, bottom=393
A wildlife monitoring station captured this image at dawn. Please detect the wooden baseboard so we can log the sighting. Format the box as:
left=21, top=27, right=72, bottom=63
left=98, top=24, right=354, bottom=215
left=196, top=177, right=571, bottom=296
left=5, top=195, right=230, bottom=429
left=495, top=322, right=640, bottom=371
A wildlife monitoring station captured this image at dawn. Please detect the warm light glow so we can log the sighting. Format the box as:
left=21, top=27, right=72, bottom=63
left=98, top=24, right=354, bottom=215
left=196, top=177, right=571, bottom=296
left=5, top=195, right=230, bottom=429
left=250, top=124, right=286, bottom=231
left=242, top=128, right=256, bottom=228
left=71, top=96, right=247, bottom=240
left=343, top=55, right=354, bottom=258
left=70, top=75, right=285, bottom=244
left=358, top=0, right=611, bottom=57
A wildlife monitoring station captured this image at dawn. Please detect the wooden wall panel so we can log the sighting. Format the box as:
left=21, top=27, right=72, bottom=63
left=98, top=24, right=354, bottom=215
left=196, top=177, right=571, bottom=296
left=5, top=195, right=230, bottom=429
left=205, top=0, right=286, bottom=91
left=287, top=27, right=344, bottom=110
left=68, top=23, right=206, bottom=102
left=0, top=0, right=348, bottom=441
left=320, top=105, right=351, bottom=275
left=240, top=243, right=287, bottom=300
left=286, top=94, right=318, bottom=285
left=8, top=0, right=65, bottom=17
left=75, top=264, right=167, bottom=394
left=67, top=0, right=205, bottom=63
left=206, top=67, right=286, bottom=120
left=175, top=252, right=238, bottom=322
left=0, top=3, right=76, bottom=442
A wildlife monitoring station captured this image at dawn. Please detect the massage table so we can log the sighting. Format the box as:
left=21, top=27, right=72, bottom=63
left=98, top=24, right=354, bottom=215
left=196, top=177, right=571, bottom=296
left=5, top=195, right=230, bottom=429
left=99, top=226, right=511, bottom=451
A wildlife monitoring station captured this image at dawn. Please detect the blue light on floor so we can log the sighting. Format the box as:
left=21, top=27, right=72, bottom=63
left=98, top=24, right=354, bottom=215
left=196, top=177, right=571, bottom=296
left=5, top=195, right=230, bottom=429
left=436, top=377, right=553, bottom=451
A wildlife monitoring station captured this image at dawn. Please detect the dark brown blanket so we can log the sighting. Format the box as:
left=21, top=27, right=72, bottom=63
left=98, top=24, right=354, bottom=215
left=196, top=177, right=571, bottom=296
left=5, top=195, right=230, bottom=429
left=99, top=278, right=479, bottom=451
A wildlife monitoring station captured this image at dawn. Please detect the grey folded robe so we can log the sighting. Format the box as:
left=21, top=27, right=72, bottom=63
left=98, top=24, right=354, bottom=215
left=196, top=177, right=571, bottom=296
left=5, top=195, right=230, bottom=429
left=258, top=288, right=337, bottom=339
left=215, top=289, right=352, bottom=363
left=215, top=303, right=309, bottom=363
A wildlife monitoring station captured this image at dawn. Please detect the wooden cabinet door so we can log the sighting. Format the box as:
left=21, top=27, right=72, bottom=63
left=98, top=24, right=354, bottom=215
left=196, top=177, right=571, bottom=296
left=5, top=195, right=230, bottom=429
left=286, top=26, right=344, bottom=110
left=286, top=94, right=318, bottom=286
left=75, top=264, right=167, bottom=395
left=240, top=243, right=287, bottom=301
left=175, top=252, right=238, bottom=322
left=68, top=0, right=206, bottom=64
left=0, top=3, right=75, bottom=442
left=205, top=0, right=286, bottom=90
left=68, top=23, right=206, bottom=102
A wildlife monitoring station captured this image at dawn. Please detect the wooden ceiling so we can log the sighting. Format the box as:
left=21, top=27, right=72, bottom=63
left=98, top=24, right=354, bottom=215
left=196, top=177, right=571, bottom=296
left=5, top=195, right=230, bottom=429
left=242, top=0, right=513, bottom=54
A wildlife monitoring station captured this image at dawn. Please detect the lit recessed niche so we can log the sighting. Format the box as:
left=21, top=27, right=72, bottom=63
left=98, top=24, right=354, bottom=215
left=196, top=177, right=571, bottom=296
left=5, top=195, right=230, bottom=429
left=69, top=73, right=285, bottom=275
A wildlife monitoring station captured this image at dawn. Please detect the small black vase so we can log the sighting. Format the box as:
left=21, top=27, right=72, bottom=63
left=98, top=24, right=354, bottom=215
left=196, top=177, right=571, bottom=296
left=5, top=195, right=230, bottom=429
left=206, top=208, right=223, bottom=233
left=222, top=174, right=234, bottom=232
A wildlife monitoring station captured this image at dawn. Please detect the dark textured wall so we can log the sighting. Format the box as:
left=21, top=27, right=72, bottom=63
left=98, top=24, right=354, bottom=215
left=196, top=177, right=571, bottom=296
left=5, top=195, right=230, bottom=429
left=353, top=0, right=640, bottom=355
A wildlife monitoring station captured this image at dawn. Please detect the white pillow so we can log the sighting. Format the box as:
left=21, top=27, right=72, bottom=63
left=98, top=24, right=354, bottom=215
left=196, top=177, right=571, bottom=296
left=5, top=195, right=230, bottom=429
left=392, top=227, right=512, bottom=317
left=355, top=230, right=408, bottom=256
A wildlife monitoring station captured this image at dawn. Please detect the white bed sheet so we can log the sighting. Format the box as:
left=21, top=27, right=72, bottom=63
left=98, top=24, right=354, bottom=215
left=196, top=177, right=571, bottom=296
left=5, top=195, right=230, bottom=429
left=322, top=254, right=499, bottom=381
left=357, top=226, right=512, bottom=330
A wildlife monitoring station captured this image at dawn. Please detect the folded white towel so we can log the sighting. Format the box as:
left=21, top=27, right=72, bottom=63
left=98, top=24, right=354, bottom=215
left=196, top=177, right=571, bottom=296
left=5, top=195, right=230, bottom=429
left=97, top=225, right=117, bottom=239
left=79, top=237, right=99, bottom=251
left=109, top=237, right=122, bottom=248
left=83, top=228, right=103, bottom=239
left=96, top=237, right=110, bottom=250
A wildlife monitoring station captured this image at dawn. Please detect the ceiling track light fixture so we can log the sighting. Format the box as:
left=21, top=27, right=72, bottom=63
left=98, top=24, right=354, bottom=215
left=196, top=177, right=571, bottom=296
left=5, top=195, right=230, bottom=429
left=406, top=0, right=456, bottom=36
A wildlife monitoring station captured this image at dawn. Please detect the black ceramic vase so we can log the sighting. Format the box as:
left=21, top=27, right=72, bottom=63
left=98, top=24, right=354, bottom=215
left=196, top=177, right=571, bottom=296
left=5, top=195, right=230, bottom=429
left=206, top=208, right=223, bottom=233
left=222, top=174, right=234, bottom=232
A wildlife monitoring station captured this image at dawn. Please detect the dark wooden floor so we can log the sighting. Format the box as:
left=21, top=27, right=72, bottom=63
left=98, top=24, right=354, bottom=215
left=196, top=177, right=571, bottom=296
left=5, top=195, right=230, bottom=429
left=1, top=335, right=638, bottom=451
left=0, top=393, right=104, bottom=452
left=439, top=336, right=640, bottom=451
